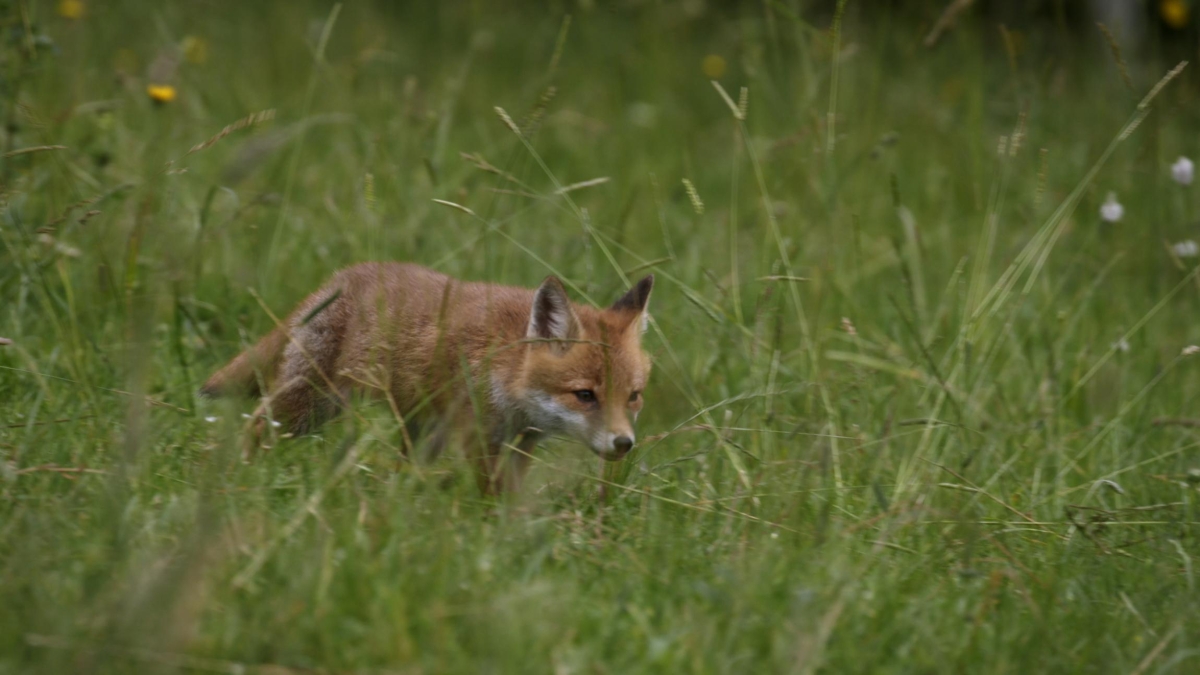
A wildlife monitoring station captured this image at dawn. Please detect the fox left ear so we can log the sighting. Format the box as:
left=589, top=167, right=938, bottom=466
left=610, top=274, right=653, bottom=333
left=528, top=275, right=582, bottom=352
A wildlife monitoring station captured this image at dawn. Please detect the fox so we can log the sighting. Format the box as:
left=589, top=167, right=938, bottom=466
left=200, top=262, right=654, bottom=493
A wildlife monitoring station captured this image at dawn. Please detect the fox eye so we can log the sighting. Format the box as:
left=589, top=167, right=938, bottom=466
left=573, top=390, right=597, bottom=404
left=629, top=391, right=641, bottom=403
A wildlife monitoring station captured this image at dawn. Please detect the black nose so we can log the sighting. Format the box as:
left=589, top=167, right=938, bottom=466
left=612, top=436, right=633, bottom=455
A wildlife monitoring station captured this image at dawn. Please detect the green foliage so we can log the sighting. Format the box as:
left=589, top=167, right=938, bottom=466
left=2, top=1, right=1200, bottom=673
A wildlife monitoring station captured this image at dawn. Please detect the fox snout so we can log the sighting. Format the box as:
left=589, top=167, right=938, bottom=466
left=592, top=432, right=635, bottom=461
left=613, top=435, right=633, bottom=456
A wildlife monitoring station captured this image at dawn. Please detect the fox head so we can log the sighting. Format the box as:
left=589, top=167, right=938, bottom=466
left=518, top=274, right=654, bottom=461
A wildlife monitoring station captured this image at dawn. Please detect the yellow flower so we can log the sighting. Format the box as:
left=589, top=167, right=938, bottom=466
left=146, top=84, right=177, bottom=104
left=57, top=0, right=84, bottom=19
left=182, top=36, right=209, bottom=65
left=701, top=54, right=726, bottom=79
left=1161, top=0, right=1190, bottom=29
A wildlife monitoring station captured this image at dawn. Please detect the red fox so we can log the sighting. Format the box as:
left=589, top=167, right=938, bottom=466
left=201, top=263, right=653, bottom=493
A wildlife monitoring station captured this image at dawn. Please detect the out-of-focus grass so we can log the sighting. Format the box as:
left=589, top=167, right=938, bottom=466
left=3, top=1, right=1200, bottom=672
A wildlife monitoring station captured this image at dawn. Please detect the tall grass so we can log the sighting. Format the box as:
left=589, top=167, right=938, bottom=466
left=3, top=1, right=1200, bottom=672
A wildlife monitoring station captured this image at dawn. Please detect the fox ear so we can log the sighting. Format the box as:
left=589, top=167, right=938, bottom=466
left=611, top=274, right=653, bottom=312
left=527, top=276, right=581, bottom=350
left=611, top=274, right=653, bottom=334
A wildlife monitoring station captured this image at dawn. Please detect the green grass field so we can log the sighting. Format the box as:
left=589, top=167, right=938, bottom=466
left=3, top=1, right=1200, bottom=672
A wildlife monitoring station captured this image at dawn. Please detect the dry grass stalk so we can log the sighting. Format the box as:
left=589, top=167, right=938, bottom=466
left=924, top=0, right=975, bottom=48
left=2, top=145, right=67, bottom=158
left=184, top=109, right=277, bottom=158
left=1097, top=23, right=1135, bottom=91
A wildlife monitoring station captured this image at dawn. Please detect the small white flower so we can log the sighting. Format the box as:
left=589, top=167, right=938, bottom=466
left=1100, top=192, right=1124, bottom=222
left=1172, top=156, right=1194, bottom=185
left=1173, top=240, right=1199, bottom=258
left=270, top=420, right=282, bottom=428
left=1184, top=345, right=1200, bottom=356
left=204, top=416, right=219, bottom=423
left=1112, top=338, right=1130, bottom=353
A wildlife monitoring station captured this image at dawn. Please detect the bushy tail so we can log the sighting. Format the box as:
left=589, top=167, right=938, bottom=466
left=200, top=327, right=288, bottom=399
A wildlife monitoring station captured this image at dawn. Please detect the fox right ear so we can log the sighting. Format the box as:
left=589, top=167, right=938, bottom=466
left=611, top=274, right=654, bottom=314
left=527, top=276, right=580, bottom=351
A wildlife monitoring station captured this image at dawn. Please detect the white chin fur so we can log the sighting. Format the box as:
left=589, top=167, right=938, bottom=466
left=590, top=446, right=629, bottom=461
left=523, top=390, right=587, bottom=436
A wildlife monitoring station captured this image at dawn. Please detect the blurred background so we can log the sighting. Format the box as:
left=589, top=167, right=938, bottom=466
left=3, top=1, right=1200, bottom=673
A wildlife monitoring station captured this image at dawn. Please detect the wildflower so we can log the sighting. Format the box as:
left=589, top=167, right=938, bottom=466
left=1100, top=192, right=1123, bottom=223
left=1112, top=337, right=1130, bottom=353
left=702, top=54, right=727, bottom=79
left=57, top=0, right=84, bottom=19
left=1160, top=0, right=1190, bottom=29
left=1182, top=345, right=1199, bottom=356
left=204, top=416, right=219, bottom=423
left=1173, top=240, right=1199, bottom=258
left=1171, top=156, right=1194, bottom=185
left=146, top=84, right=177, bottom=104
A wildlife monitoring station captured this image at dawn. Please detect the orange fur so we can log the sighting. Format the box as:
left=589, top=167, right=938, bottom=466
left=201, top=262, right=654, bottom=493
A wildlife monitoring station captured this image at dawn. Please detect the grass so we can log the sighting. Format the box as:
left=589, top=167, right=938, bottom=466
left=3, top=1, right=1200, bottom=672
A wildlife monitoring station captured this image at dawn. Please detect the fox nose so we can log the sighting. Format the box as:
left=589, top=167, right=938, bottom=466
left=612, top=435, right=634, bottom=456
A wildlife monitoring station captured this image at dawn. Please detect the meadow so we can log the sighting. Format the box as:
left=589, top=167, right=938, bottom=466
left=3, top=1, right=1200, bottom=672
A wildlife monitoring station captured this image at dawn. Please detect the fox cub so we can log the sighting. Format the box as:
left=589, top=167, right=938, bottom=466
left=201, top=263, right=654, bottom=493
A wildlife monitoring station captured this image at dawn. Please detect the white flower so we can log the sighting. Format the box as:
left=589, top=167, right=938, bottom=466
left=1172, top=156, right=1194, bottom=185
left=1112, top=338, right=1130, bottom=353
left=1100, top=192, right=1124, bottom=222
left=204, top=416, right=219, bottom=423
left=1184, top=345, right=1200, bottom=356
left=1173, top=240, right=1199, bottom=258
